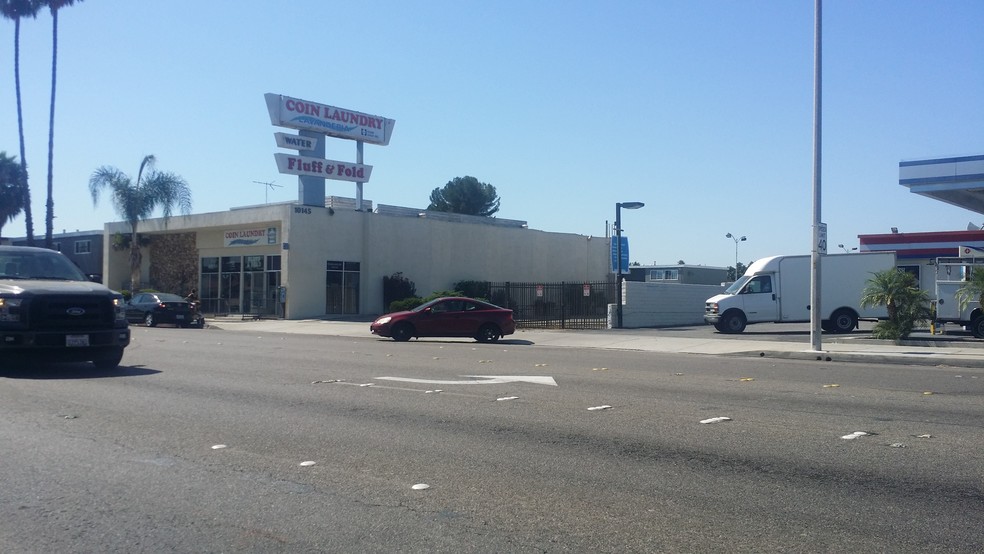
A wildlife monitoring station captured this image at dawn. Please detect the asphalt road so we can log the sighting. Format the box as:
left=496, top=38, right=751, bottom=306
left=1, top=326, right=982, bottom=552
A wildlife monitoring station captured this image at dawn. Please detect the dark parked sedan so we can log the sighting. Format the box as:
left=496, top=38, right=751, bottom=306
left=371, top=297, right=516, bottom=342
left=126, top=292, right=200, bottom=327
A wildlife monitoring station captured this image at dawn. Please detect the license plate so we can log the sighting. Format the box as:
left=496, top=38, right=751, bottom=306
left=66, top=334, right=89, bottom=347
left=176, top=314, right=185, bottom=320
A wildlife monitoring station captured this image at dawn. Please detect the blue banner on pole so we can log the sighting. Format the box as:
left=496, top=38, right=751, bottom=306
left=610, top=236, right=630, bottom=274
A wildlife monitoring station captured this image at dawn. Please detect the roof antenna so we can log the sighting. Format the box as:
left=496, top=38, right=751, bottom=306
left=253, top=180, right=283, bottom=203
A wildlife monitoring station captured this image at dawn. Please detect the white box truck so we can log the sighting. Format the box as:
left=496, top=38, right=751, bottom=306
left=703, top=252, right=896, bottom=334
left=933, top=256, right=984, bottom=337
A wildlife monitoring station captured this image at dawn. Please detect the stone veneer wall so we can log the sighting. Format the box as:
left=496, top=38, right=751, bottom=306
left=148, top=232, right=198, bottom=295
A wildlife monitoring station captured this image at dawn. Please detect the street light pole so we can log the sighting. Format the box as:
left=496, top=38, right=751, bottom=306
left=725, top=232, right=747, bottom=277
left=615, top=202, right=644, bottom=329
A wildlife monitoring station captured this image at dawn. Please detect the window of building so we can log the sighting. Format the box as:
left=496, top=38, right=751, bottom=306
left=197, top=255, right=281, bottom=316
left=898, top=265, right=921, bottom=287
left=326, top=261, right=360, bottom=314
left=74, top=240, right=91, bottom=254
left=650, top=269, right=679, bottom=281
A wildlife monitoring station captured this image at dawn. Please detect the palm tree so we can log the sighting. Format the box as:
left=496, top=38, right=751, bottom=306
left=88, top=155, right=192, bottom=293
left=42, top=0, right=83, bottom=249
left=860, top=268, right=931, bottom=340
left=0, top=151, right=27, bottom=238
left=0, top=0, right=42, bottom=245
left=954, top=266, right=984, bottom=313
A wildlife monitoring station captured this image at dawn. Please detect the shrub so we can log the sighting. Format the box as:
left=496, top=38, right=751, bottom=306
left=453, top=280, right=490, bottom=301
left=383, top=272, right=417, bottom=309
left=387, top=289, right=466, bottom=313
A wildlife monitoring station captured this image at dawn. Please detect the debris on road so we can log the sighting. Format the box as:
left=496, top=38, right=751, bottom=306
left=587, top=405, right=613, bottom=411
left=841, top=431, right=877, bottom=440
left=699, top=416, right=732, bottom=424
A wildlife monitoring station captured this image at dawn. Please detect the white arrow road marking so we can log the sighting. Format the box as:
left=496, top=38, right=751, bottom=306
left=375, top=375, right=557, bottom=386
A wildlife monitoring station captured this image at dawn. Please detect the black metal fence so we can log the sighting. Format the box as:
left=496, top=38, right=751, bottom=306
left=486, top=281, right=617, bottom=330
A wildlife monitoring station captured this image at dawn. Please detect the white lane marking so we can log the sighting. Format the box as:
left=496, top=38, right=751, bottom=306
left=375, top=375, right=557, bottom=386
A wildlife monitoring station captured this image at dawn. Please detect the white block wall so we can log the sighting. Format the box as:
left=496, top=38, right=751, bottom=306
left=614, top=281, right=726, bottom=328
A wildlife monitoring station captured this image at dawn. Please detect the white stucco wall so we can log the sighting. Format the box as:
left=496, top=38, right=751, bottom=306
left=103, top=203, right=610, bottom=319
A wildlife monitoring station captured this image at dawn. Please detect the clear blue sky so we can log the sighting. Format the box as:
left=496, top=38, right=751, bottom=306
left=2, top=0, right=982, bottom=268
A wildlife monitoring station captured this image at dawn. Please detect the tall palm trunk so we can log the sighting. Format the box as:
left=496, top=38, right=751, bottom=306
left=44, top=6, right=60, bottom=249
left=129, top=230, right=141, bottom=293
left=13, top=17, right=35, bottom=245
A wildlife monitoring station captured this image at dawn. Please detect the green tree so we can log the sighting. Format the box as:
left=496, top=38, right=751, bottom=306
left=41, top=0, right=83, bottom=249
left=954, top=266, right=984, bottom=313
left=427, top=176, right=500, bottom=216
left=0, top=0, right=43, bottom=245
left=727, top=262, right=748, bottom=281
left=860, top=268, right=931, bottom=341
left=0, top=151, right=27, bottom=238
left=88, top=155, right=192, bottom=293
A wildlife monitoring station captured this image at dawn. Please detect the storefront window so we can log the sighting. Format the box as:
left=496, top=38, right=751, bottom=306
left=196, top=255, right=281, bottom=316
left=200, top=257, right=220, bottom=313
left=326, top=261, right=360, bottom=314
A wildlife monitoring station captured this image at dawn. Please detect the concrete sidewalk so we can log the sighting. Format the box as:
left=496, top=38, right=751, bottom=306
left=204, top=317, right=984, bottom=369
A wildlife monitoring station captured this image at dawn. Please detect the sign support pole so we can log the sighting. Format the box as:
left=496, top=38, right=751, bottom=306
left=810, top=0, right=824, bottom=352
left=356, top=141, right=365, bottom=211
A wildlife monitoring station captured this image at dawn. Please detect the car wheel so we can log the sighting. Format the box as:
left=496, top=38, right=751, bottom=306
left=476, top=323, right=501, bottom=343
left=718, top=311, right=746, bottom=334
left=828, top=309, right=857, bottom=334
left=92, top=348, right=124, bottom=370
left=391, top=323, right=413, bottom=342
left=144, top=313, right=156, bottom=327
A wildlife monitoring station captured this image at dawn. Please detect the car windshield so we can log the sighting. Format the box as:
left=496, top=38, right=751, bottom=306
left=155, top=293, right=186, bottom=303
left=0, top=249, right=89, bottom=281
left=725, top=275, right=751, bottom=294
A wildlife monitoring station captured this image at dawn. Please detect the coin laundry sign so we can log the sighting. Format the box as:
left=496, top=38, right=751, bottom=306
left=274, top=153, right=372, bottom=183
left=224, top=227, right=278, bottom=247
left=265, top=93, right=395, bottom=146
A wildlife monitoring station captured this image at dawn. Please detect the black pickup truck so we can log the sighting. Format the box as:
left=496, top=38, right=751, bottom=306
left=0, top=245, right=130, bottom=369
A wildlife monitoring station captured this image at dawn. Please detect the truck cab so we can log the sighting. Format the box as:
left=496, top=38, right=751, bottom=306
left=0, top=245, right=130, bottom=369
left=704, top=261, right=781, bottom=333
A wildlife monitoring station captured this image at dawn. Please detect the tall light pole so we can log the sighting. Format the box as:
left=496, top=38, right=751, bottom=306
left=615, top=201, right=645, bottom=329
left=726, top=232, right=746, bottom=277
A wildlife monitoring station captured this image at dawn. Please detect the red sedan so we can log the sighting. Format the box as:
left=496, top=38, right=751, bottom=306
left=371, top=297, right=515, bottom=342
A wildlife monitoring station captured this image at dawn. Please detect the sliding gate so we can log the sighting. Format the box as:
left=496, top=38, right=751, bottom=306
left=487, top=281, right=617, bottom=330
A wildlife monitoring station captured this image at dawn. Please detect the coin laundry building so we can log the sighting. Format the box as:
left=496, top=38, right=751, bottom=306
left=100, top=198, right=610, bottom=319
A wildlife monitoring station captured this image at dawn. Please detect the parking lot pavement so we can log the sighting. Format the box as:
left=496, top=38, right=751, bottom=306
left=203, top=317, right=984, bottom=369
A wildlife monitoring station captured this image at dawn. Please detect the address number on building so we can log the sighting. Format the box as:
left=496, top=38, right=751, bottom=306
left=294, top=207, right=312, bottom=214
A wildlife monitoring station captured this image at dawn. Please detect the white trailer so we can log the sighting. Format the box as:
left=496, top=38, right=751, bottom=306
left=933, top=256, right=984, bottom=337
left=703, top=252, right=896, bottom=334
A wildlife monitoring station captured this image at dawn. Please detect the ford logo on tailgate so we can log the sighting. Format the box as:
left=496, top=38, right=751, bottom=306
left=66, top=307, right=86, bottom=316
